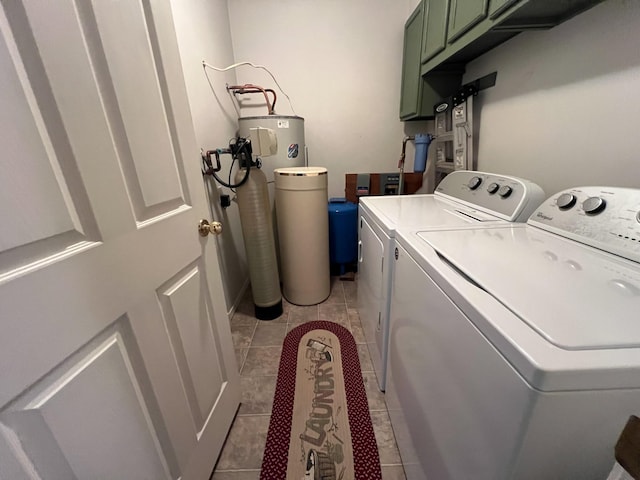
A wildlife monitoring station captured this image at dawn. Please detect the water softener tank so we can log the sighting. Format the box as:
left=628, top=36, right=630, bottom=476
left=274, top=167, right=330, bottom=305
left=235, top=166, right=283, bottom=320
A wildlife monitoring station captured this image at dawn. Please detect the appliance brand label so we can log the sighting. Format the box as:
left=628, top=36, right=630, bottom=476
left=536, top=212, right=553, bottom=221
left=436, top=102, right=448, bottom=113
left=277, top=120, right=290, bottom=128
left=288, top=143, right=299, bottom=158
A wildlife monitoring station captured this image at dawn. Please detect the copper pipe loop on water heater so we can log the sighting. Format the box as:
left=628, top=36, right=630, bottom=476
left=227, top=83, right=277, bottom=115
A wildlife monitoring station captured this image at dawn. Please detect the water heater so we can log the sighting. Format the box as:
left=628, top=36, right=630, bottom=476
left=240, top=115, right=306, bottom=266
left=238, top=115, right=306, bottom=186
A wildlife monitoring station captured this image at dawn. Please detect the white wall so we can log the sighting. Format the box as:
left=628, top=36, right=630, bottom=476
left=464, top=0, right=640, bottom=197
left=227, top=0, right=432, bottom=198
left=170, top=0, right=248, bottom=312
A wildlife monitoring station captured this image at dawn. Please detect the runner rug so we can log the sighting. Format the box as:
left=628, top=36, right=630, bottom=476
left=260, top=321, right=382, bottom=480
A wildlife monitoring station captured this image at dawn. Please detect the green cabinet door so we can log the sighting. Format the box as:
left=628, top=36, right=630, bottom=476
left=489, top=0, right=520, bottom=19
left=399, top=3, right=425, bottom=119
left=421, top=0, right=451, bottom=64
left=447, top=0, right=488, bottom=43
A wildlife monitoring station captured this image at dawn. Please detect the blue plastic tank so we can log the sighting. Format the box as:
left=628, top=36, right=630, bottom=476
left=328, top=198, right=358, bottom=275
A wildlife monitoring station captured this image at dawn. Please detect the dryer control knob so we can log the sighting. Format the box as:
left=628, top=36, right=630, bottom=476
left=487, top=182, right=500, bottom=194
left=582, top=196, right=607, bottom=215
left=498, top=185, right=513, bottom=198
left=468, top=176, right=482, bottom=190
left=556, top=193, right=577, bottom=210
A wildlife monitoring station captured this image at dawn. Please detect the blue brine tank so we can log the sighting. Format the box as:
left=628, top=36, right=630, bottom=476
left=328, top=198, right=358, bottom=275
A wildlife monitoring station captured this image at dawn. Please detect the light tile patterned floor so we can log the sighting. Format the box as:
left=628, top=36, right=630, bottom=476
left=211, top=276, right=406, bottom=480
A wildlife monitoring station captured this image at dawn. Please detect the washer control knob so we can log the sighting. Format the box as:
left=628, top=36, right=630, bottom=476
left=556, top=193, right=577, bottom=210
left=468, top=176, right=482, bottom=190
left=582, top=196, right=606, bottom=215
left=498, top=185, right=513, bottom=198
left=487, top=182, right=500, bottom=194
left=637, top=211, right=640, bottom=223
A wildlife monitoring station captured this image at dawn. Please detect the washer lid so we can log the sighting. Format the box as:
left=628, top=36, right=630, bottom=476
left=417, top=226, right=640, bottom=351
left=360, top=195, right=503, bottom=236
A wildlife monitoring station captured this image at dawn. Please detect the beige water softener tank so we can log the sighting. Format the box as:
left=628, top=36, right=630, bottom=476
left=274, top=167, right=330, bottom=305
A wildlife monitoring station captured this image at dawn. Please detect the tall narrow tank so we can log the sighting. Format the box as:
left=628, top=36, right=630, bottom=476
left=234, top=166, right=282, bottom=320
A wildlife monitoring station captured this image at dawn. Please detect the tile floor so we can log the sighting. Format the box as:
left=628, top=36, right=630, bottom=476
left=211, top=276, right=406, bottom=480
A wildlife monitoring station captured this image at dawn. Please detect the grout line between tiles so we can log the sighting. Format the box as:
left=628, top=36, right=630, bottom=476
left=248, top=318, right=258, bottom=344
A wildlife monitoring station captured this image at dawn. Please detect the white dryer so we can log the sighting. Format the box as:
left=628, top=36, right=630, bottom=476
left=357, top=170, right=544, bottom=391
left=387, top=186, right=640, bottom=479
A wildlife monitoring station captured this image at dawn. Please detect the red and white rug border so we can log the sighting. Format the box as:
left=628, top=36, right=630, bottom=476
left=260, top=320, right=383, bottom=480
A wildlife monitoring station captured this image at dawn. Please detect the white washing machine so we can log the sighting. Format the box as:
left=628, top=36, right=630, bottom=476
left=387, top=186, right=640, bottom=479
left=357, top=170, right=545, bottom=391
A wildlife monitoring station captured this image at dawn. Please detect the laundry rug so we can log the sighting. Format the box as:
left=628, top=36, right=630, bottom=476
left=260, top=321, right=382, bottom=480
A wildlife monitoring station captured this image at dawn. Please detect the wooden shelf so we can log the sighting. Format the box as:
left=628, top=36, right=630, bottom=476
left=344, top=172, right=424, bottom=204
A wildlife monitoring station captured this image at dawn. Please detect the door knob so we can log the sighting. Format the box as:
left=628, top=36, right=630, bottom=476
left=198, top=219, right=223, bottom=236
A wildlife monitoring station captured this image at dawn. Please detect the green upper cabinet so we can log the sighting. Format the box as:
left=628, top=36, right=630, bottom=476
left=421, top=0, right=451, bottom=64
left=489, top=0, right=520, bottom=19
left=447, top=0, right=489, bottom=43
left=417, top=0, right=605, bottom=74
left=400, top=3, right=425, bottom=119
left=400, top=0, right=605, bottom=119
left=400, top=1, right=462, bottom=120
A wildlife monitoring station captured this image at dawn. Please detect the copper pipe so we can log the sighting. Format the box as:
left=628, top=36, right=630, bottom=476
left=227, top=84, right=277, bottom=115
left=398, top=136, right=414, bottom=195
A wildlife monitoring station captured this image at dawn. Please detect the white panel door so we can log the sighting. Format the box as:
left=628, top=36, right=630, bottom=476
left=0, top=1, right=240, bottom=479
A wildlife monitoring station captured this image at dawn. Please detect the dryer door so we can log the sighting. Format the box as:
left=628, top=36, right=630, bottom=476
left=357, top=214, right=386, bottom=390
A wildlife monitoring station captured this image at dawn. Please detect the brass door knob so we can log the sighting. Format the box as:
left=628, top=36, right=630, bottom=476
left=198, top=219, right=223, bottom=236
